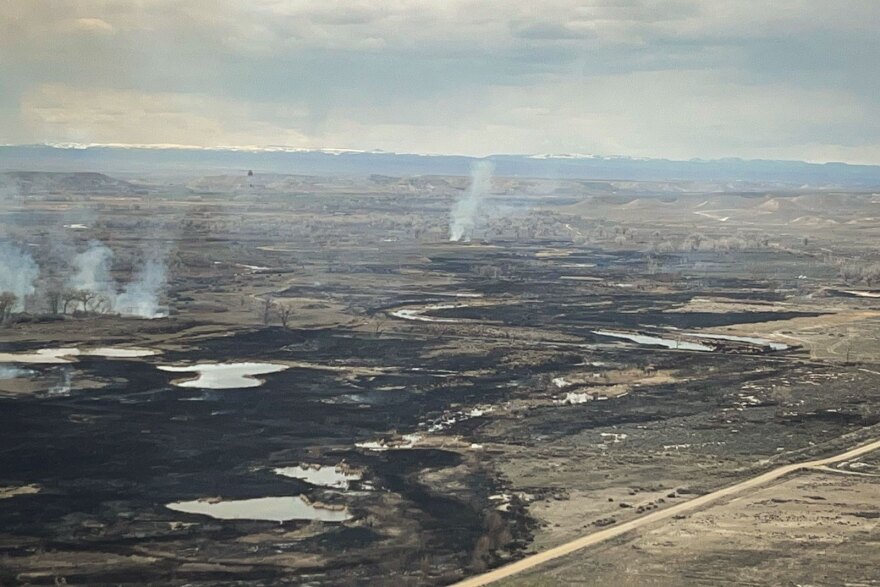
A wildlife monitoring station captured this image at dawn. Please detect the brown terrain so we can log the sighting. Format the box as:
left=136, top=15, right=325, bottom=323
left=1, top=171, right=879, bottom=585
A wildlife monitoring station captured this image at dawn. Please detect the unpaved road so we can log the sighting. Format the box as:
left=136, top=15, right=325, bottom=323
left=453, top=437, right=880, bottom=587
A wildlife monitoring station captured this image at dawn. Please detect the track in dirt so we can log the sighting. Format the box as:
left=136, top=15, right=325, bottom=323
left=453, top=437, right=880, bottom=587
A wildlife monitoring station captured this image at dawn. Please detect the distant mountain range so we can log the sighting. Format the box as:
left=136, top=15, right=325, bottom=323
left=0, top=170, right=143, bottom=196
left=2, top=143, right=880, bottom=186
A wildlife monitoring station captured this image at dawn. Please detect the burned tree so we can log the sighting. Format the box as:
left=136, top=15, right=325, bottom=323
left=0, top=292, right=18, bottom=322
left=61, top=290, right=79, bottom=314
left=74, top=290, right=99, bottom=313
left=373, top=314, right=388, bottom=338
left=45, top=289, right=63, bottom=314
left=262, top=296, right=273, bottom=325
left=276, top=303, right=293, bottom=328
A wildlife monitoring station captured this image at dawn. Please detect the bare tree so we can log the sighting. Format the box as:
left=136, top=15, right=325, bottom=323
left=373, top=315, right=387, bottom=338
left=276, top=304, right=293, bottom=328
left=45, top=289, right=63, bottom=314
left=74, top=290, right=98, bottom=313
left=61, top=290, right=79, bottom=314
left=0, top=292, right=18, bottom=322
left=262, top=296, right=273, bottom=325
left=87, top=295, right=112, bottom=314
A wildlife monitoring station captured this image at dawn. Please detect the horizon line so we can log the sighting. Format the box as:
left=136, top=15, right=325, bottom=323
left=0, top=142, right=877, bottom=169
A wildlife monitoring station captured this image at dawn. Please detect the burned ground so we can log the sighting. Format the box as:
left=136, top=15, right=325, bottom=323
left=2, top=174, right=880, bottom=585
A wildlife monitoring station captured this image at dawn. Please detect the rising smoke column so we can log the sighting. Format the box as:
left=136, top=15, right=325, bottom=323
left=68, top=240, right=117, bottom=308
left=48, top=367, right=73, bottom=396
left=449, top=160, right=494, bottom=242
left=68, top=241, right=168, bottom=318
left=115, top=252, right=168, bottom=318
left=0, top=242, right=40, bottom=310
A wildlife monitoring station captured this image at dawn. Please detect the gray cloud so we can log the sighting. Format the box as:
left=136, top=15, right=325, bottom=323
left=511, top=21, right=598, bottom=40
left=1, top=0, right=879, bottom=162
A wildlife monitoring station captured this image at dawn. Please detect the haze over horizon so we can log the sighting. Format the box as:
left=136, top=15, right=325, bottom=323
left=3, top=1, right=880, bottom=165
left=5, top=141, right=880, bottom=168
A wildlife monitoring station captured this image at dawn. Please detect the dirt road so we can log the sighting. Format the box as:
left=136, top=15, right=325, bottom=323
left=453, top=437, right=880, bottom=587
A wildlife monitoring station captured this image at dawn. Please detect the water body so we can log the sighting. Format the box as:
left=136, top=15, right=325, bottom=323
left=0, top=347, right=159, bottom=363
left=157, top=362, right=289, bottom=389
left=842, top=290, right=880, bottom=298
left=424, top=406, right=492, bottom=433
left=274, top=464, right=362, bottom=489
left=593, top=330, right=715, bottom=352
left=391, top=304, right=464, bottom=323
left=430, top=292, right=484, bottom=298
left=166, top=496, right=352, bottom=522
left=0, top=348, right=81, bottom=364
left=685, top=333, right=789, bottom=351
left=356, top=433, right=423, bottom=451
left=88, top=348, right=159, bottom=358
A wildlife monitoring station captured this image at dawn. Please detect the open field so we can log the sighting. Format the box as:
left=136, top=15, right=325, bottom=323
left=2, top=171, right=880, bottom=585
left=494, top=448, right=880, bottom=587
left=464, top=435, right=880, bottom=586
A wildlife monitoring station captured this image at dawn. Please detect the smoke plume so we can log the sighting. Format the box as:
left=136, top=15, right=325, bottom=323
left=0, top=242, right=40, bottom=311
left=69, top=241, right=116, bottom=302
left=48, top=367, right=73, bottom=396
left=450, top=161, right=494, bottom=242
left=67, top=241, right=168, bottom=318
left=115, top=253, right=168, bottom=318
left=0, top=366, right=35, bottom=379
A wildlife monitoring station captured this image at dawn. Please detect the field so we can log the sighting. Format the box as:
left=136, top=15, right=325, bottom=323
left=1, top=171, right=880, bottom=585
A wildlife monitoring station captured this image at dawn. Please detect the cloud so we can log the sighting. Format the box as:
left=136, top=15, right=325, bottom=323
left=21, top=84, right=310, bottom=147
left=1, top=0, right=879, bottom=162
left=511, top=21, right=598, bottom=40
left=71, top=18, right=115, bottom=34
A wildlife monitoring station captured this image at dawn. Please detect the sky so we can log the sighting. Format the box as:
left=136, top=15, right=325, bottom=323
left=2, top=0, right=880, bottom=163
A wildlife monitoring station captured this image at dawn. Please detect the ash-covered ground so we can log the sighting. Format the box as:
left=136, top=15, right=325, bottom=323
left=2, top=171, right=880, bottom=585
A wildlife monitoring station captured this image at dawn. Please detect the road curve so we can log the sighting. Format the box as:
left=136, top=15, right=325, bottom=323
left=453, top=437, right=880, bottom=587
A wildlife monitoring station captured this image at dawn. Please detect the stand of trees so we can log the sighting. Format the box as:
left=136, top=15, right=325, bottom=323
left=0, top=292, right=17, bottom=322
left=260, top=297, right=294, bottom=328
left=0, top=287, right=117, bottom=325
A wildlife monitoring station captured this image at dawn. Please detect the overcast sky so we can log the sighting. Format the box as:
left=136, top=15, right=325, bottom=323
left=2, top=1, right=879, bottom=163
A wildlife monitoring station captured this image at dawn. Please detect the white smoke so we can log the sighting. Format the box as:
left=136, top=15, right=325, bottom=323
left=115, top=254, right=168, bottom=318
left=0, top=365, right=35, bottom=379
left=450, top=161, right=494, bottom=242
left=0, top=242, right=40, bottom=311
left=69, top=241, right=116, bottom=303
left=48, top=367, right=73, bottom=396
left=67, top=241, right=168, bottom=318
